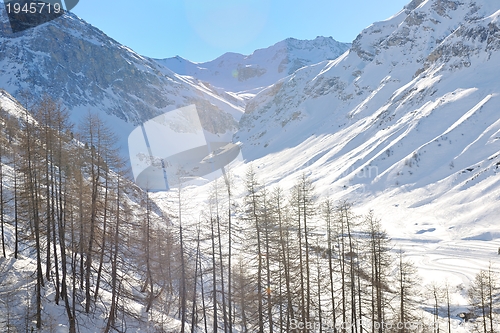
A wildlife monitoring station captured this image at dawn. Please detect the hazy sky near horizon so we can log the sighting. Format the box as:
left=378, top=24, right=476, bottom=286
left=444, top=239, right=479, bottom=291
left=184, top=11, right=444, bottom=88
left=72, top=0, right=410, bottom=63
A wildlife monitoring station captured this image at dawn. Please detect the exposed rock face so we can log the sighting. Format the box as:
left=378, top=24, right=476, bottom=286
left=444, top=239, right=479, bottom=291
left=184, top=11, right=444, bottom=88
left=425, top=12, right=500, bottom=70
left=236, top=65, right=267, bottom=81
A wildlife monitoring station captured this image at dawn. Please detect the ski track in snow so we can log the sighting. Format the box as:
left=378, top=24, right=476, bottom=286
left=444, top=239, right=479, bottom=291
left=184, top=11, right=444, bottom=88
left=395, top=238, right=500, bottom=287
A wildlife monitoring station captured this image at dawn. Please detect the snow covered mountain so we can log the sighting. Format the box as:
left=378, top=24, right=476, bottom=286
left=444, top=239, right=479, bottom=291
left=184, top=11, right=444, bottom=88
left=3, top=0, right=500, bottom=330
left=234, top=0, right=500, bottom=240
left=0, top=9, right=243, bottom=155
left=155, top=37, right=350, bottom=94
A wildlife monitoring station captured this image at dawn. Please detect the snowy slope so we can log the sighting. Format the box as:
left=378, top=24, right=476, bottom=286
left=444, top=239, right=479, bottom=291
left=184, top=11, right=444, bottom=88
left=156, top=37, right=351, bottom=94
left=226, top=0, right=500, bottom=283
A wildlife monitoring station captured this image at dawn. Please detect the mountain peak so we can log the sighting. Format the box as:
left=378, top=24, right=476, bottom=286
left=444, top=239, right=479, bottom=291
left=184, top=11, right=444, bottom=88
left=0, top=9, right=243, bottom=162
left=156, top=37, right=351, bottom=93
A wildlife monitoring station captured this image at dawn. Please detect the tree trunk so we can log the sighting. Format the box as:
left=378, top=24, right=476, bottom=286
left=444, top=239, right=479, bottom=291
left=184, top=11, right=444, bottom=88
left=105, top=176, right=121, bottom=333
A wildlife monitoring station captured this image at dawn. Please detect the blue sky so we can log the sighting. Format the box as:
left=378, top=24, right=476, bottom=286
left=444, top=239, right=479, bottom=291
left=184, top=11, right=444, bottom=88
left=72, top=0, right=410, bottom=63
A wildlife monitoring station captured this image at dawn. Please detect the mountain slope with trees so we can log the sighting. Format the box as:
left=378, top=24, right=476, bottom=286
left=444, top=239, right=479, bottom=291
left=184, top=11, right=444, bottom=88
left=0, top=90, right=191, bottom=332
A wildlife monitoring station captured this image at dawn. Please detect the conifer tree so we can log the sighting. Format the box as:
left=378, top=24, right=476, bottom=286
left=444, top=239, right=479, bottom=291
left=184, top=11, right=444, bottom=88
left=395, top=250, right=420, bottom=332
left=243, top=166, right=264, bottom=333
left=469, top=264, right=499, bottom=333
left=0, top=108, right=7, bottom=258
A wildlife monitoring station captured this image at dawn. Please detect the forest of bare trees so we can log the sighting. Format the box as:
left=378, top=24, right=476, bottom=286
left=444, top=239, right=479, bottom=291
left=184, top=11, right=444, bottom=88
left=0, top=96, right=499, bottom=332
left=0, top=96, right=187, bottom=332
